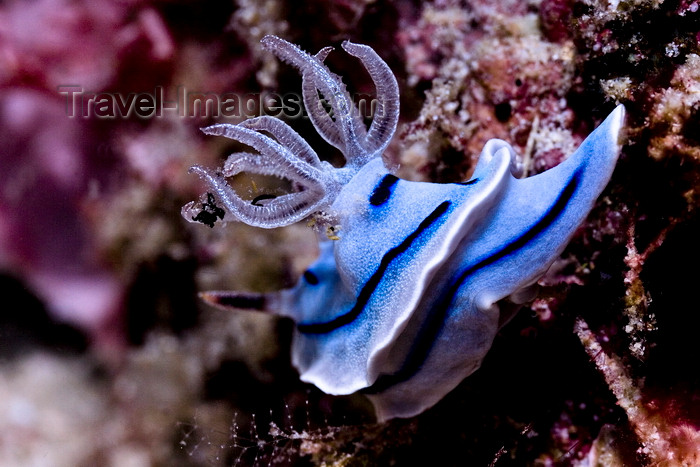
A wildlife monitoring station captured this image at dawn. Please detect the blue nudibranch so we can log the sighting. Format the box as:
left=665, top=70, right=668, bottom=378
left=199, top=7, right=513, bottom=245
left=183, top=35, right=625, bottom=421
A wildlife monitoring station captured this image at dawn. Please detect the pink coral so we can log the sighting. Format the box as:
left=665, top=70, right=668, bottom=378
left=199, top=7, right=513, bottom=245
left=0, top=0, right=173, bottom=90
left=0, top=89, right=124, bottom=350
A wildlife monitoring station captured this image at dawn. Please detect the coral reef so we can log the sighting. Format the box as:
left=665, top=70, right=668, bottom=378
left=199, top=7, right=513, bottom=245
left=396, top=0, right=580, bottom=183
left=0, top=0, right=699, bottom=465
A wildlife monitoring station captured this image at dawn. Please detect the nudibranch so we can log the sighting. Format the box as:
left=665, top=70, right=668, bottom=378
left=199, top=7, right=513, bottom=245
left=183, top=35, right=625, bottom=422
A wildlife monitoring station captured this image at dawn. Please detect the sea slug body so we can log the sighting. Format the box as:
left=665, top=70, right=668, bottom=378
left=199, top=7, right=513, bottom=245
left=184, top=35, right=625, bottom=422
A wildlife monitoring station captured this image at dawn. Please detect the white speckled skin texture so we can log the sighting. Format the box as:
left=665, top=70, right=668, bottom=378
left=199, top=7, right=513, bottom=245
left=185, top=36, right=625, bottom=422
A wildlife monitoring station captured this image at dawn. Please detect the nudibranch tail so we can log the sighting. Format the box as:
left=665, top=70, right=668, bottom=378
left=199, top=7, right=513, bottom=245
left=558, top=104, right=625, bottom=193
left=362, top=105, right=625, bottom=421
